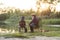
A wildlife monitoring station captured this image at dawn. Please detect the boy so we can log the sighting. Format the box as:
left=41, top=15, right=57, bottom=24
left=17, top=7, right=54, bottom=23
left=19, top=16, right=27, bottom=32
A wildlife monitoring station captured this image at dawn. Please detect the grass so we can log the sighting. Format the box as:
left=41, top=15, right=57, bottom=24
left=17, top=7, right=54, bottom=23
left=0, top=25, right=60, bottom=37
left=42, top=26, right=60, bottom=31
left=42, top=31, right=60, bottom=37
left=0, top=16, right=60, bottom=37
left=0, top=31, right=60, bottom=38
left=42, top=18, right=60, bottom=25
left=4, top=33, right=29, bottom=38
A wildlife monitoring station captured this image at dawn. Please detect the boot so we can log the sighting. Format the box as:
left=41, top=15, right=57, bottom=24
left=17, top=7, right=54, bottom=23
left=30, top=27, right=34, bottom=32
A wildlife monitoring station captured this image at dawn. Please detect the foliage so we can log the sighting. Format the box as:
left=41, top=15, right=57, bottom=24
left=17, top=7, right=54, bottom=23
left=0, top=13, right=10, bottom=21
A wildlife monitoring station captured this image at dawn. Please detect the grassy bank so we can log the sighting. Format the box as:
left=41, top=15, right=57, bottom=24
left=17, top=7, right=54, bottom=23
left=42, top=18, right=60, bottom=25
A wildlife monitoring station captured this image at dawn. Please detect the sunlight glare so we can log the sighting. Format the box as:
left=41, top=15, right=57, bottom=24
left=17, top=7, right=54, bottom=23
left=40, top=2, right=50, bottom=11
left=55, top=3, right=60, bottom=12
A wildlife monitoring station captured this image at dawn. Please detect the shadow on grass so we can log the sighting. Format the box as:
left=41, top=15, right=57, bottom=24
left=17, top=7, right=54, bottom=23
left=3, top=33, right=29, bottom=38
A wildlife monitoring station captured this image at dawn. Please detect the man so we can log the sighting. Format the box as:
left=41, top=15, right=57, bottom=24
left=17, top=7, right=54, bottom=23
left=29, top=15, right=39, bottom=32
left=19, top=16, right=27, bottom=32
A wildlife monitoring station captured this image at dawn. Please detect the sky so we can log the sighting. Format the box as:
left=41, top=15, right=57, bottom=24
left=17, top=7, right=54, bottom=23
left=0, top=0, right=37, bottom=10
left=0, top=0, right=60, bottom=12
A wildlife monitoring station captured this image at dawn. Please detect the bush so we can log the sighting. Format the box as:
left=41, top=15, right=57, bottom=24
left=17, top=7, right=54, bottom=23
left=0, top=13, right=10, bottom=21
